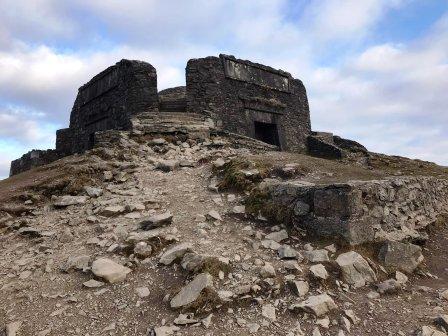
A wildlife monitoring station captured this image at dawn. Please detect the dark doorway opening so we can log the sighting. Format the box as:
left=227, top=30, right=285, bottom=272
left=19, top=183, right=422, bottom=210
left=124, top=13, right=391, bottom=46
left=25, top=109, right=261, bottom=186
left=254, top=121, right=280, bottom=147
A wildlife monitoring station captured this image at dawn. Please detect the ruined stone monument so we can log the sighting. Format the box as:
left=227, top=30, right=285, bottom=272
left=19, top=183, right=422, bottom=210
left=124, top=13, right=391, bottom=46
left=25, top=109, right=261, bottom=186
left=57, top=59, right=158, bottom=155
left=186, top=55, right=311, bottom=152
left=10, top=54, right=324, bottom=176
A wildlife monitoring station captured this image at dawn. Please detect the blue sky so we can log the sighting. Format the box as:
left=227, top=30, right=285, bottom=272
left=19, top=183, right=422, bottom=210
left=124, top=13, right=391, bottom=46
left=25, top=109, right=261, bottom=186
left=0, top=0, right=447, bottom=179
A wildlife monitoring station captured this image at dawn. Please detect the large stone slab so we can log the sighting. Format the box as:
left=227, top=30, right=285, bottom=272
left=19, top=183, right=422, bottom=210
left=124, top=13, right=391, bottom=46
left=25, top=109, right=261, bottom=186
left=170, top=273, right=214, bottom=309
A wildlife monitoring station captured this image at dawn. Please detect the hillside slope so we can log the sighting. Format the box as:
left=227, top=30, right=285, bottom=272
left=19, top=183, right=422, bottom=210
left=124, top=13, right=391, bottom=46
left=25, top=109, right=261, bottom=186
left=1, top=131, right=447, bottom=336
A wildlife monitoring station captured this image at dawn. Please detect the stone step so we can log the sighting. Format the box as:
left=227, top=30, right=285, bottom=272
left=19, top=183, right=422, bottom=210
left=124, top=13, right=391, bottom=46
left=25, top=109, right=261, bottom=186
left=222, top=131, right=279, bottom=151
left=159, top=99, right=187, bottom=112
left=131, top=112, right=214, bottom=139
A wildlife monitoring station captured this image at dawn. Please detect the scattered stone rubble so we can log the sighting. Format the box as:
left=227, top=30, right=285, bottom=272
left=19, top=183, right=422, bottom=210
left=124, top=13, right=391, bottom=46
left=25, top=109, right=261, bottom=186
left=0, top=126, right=447, bottom=336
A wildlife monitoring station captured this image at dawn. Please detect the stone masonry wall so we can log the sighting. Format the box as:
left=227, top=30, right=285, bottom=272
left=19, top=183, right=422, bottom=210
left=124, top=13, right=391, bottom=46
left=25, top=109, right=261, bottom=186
left=59, top=59, right=158, bottom=155
left=259, top=177, right=448, bottom=245
left=186, top=54, right=311, bottom=152
left=10, top=149, right=61, bottom=176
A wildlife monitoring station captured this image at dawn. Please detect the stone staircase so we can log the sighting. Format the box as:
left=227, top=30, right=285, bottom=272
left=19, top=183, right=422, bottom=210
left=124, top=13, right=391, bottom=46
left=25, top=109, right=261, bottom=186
left=131, top=112, right=215, bottom=140
left=131, top=111, right=279, bottom=151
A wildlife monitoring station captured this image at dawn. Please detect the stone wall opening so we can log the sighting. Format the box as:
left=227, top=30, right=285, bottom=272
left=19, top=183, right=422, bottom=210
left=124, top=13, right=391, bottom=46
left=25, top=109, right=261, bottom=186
left=254, top=121, right=280, bottom=146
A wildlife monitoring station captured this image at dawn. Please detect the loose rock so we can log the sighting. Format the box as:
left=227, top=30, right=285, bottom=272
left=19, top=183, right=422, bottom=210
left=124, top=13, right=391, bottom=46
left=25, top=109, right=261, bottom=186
left=290, top=293, right=338, bottom=317
left=265, top=229, right=288, bottom=243
left=304, top=249, right=329, bottom=263
left=140, top=211, right=173, bottom=230
left=53, top=196, right=88, bottom=207
left=159, top=243, right=193, bottom=265
left=170, top=273, right=214, bottom=308
left=378, top=241, right=424, bottom=273
left=336, top=251, right=377, bottom=288
left=310, top=264, right=329, bottom=280
left=91, top=258, right=132, bottom=284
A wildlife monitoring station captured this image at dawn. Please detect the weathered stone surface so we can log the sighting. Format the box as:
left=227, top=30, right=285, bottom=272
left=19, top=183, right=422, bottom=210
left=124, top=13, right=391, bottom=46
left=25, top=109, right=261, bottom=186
left=62, top=255, right=91, bottom=272
left=83, top=279, right=105, bottom=288
left=376, top=279, right=402, bottom=294
left=290, top=293, right=337, bottom=316
left=278, top=245, right=298, bottom=259
left=159, top=86, right=186, bottom=112
left=416, top=326, right=447, bottom=336
left=232, top=205, right=246, bottom=214
left=304, top=249, right=329, bottom=263
left=10, top=149, right=61, bottom=176
left=261, top=239, right=281, bottom=250
left=261, top=304, right=276, bottom=321
left=308, top=134, right=344, bottom=160
left=206, top=210, right=222, bottom=221
left=84, top=186, right=103, bottom=197
left=434, top=315, right=448, bottom=331
left=259, top=263, right=276, bottom=278
left=100, top=205, right=125, bottom=217
left=159, top=243, right=193, bottom=265
left=186, top=54, right=311, bottom=152
left=91, top=258, right=132, bottom=284
left=258, top=177, right=448, bottom=245
left=61, top=60, right=158, bottom=155
left=134, top=242, right=152, bottom=259
left=170, top=273, right=214, bottom=308
left=181, top=253, right=206, bottom=272
left=310, top=264, right=328, bottom=280
left=441, top=289, right=448, bottom=301
left=6, top=321, right=22, bottom=336
left=266, top=229, right=288, bottom=243
left=152, top=326, right=180, bottom=336
left=212, top=158, right=225, bottom=168
left=136, top=287, right=150, bottom=298
left=173, top=314, right=198, bottom=325
left=53, top=196, right=88, bottom=207
left=289, top=280, right=309, bottom=297
left=140, top=212, right=173, bottom=230
left=378, top=241, right=424, bottom=273
left=156, top=160, right=179, bottom=172
left=336, top=251, right=377, bottom=288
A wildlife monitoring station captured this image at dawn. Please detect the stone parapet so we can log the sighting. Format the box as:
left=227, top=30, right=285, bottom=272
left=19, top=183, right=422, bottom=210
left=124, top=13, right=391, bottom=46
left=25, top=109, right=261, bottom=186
left=259, top=177, right=448, bottom=245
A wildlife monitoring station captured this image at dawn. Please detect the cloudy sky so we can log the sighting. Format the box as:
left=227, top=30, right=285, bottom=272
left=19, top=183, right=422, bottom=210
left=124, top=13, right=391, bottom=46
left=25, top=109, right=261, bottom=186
left=0, top=0, right=447, bottom=179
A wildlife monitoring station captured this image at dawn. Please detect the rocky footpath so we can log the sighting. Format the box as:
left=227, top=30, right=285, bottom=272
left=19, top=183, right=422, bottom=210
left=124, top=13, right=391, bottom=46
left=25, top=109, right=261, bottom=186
left=0, top=130, right=447, bottom=336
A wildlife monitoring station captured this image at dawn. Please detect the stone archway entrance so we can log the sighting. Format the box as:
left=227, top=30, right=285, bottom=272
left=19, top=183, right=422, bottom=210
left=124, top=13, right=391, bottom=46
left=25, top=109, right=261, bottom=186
left=254, top=121, right=280, bottom=146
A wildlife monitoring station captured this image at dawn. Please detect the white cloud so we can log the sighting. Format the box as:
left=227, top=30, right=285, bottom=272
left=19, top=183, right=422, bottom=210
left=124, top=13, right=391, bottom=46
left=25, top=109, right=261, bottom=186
left=0, top=0, right=78, bottom=46
left=0, top=106, right=57, bottom=144
left=308, top=14, right=448, bottom=165
left=302, top=0, right=407, bottom=41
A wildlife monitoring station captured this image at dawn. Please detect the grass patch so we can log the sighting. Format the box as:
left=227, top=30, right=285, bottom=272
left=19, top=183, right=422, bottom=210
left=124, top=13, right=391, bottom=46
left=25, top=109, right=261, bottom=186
left=199, top=258, right=231, bottom=277
left=245, top=188, right=294, bottom=224
left=215, top=158, right=271, bottom=192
